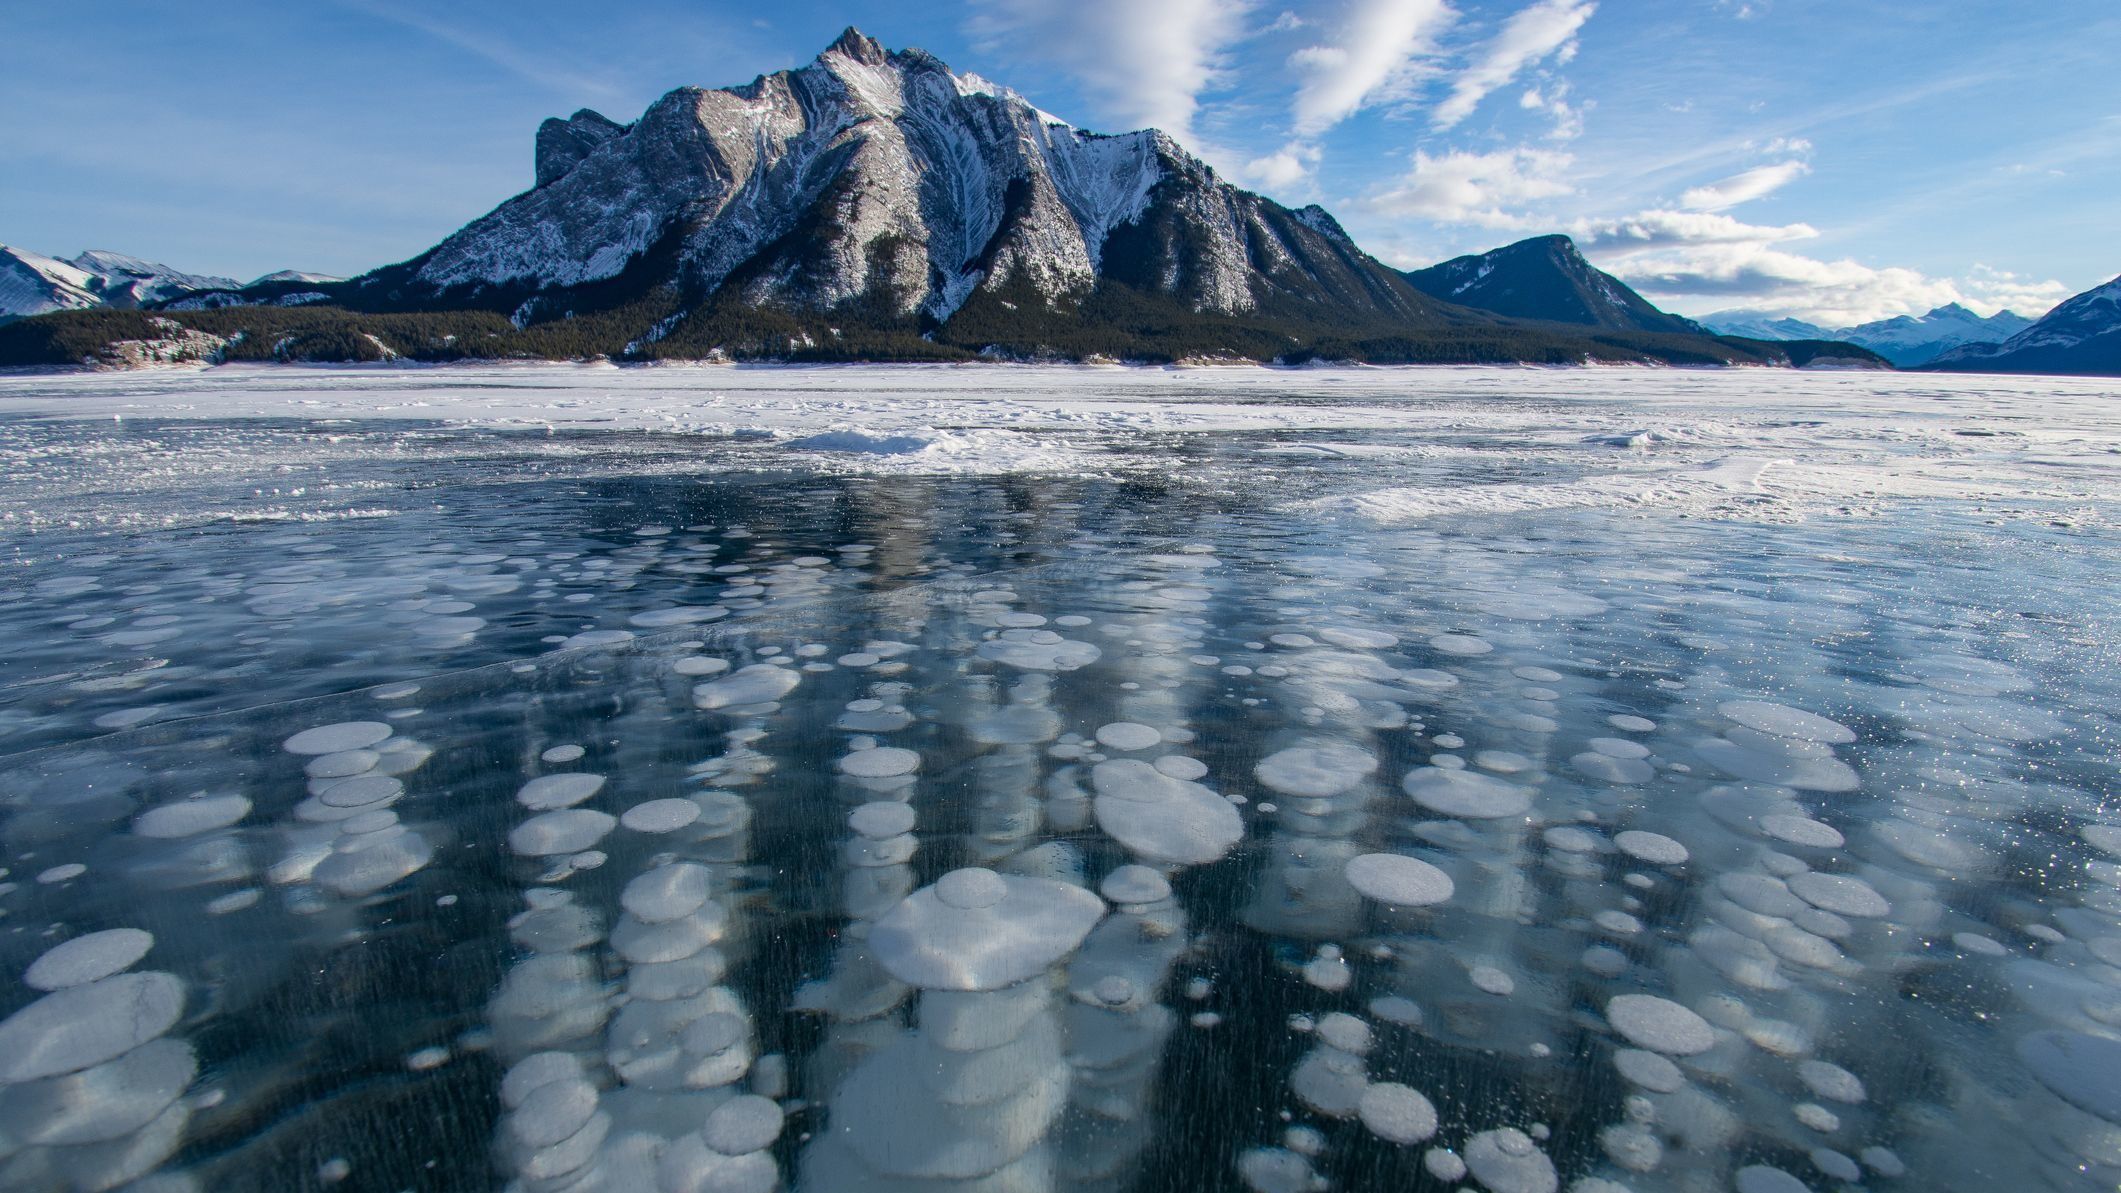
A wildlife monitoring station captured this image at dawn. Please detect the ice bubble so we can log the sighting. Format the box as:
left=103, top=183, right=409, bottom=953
left=1464, top=1127, right=1558, bottom=1193
left=23, top=929, right=155, bottom=992
left=1238, top=1147, right=1315, bottom=1193
left=1370, top=996, right=1423, bottom=1027
left=658, top=1137, right=776, bottom=1193
left=1719, top=699, right=1858, bottom=745
left=701, top=1094, right=784, bottom=1155
left=0, top=1035, right=196, bottom=1146
left=2017, top=1030, right=2121, bottom=1124
left=1787, top=871, right=1890, bottom=918
left=2084, top=825, right=2121, bottom=857
left=1573, top=752, right=1654, bottom=784
left=1403, top=767, right=1532, bottom=819
left=0, top=971, right=185, bottom=1081
left=1476, top=750, right=1534, bottom=774
left=850, top=802, right=918, bottom=840
left=1429, top=633, right=1493, bottom=656
left=541, top=744, right=587, bottom=763
left=1613, top=831, right=1688, bottom=865
left=976, top=630, right=1102, bottom=671
left=509, top=1076, right=598, bottom=1149
left=1358, top=1082, right=1438, bottom=1144
left=839, top=746, right=921, bottom=778
left=612, top=909, right=726, bottom=964
left=673, top=656, right=731, bottom=677
left=1093, top=759, right=1245, bottom=867
left=694, top=664, right=800, bottom=710
left=1149, top=755, right=1207, bottom=781
left=1861, top=1146, right=1906, bottom=1177
left=621, top=863, right=715, bottom=923
left=869, top=868, right=1104, bottom=991
left=1345, top=853, right=1454, bottom=908
left=1760, top=814, right=1844, bottom=848
left=317, top=775, right=403, bottom=808
left=1303, top=948, right=1352, bottom=992
left=1099, top=864, right=1172, bottom=905
left=1544, top=826, right=1601, bottom=853
left=342, top=809, right=398, bottom=835
left=284, top=721, right=393, bottom=754
left=1734, top=1165, right=1809, bottom=1193
left=622, top=798, right=703, bottom=833
left=1608, top=714, right=1656, bottom=732
left=306, top=750, right=378, bottom=779
left=1291, top=1046, right=1367, bottom=1116
left=1795, top=1059, right=1866, bottom=1104
left=1612, top=1048, right=1685, bottom=1093
left=130, top=794, right=252, bottom=839
left=517, top=773, right=607, bottom=810
left=1095, top=722, right=1163, bottom=751
left=1256, top=743, right=1378, bottom=798
left=314, top=829, right=433, bottom=897
left=1605, top=995, right=1715, bottom=1056
left=1793, top=1102, right=1839, bottom=1132
left=510, top=809, right=617, bottom=857
left=1470, top=964, right=1517, bottom=996
left=1718, top=873, right=1808, bottom=918
left=1425, top=1147, right=1467, bottom=1182
left=372, top=682, right=420, bottom=700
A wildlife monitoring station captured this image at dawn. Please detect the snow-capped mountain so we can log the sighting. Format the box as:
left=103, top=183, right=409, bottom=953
left=1, top=244, right=241, bottom=319
left=352, top=27, right=1445, bottom=329
left=250, top=269, right=346, bottom=287
left=0, top=245, right=104, bottom=318
left=1833, top=303, right=2032, bottom=366
left=1402, top=236, right=1702, bottom=335
left=1932, top=275, right=2121, bottom=376
left=1698, top=310, right=1832, bottom=341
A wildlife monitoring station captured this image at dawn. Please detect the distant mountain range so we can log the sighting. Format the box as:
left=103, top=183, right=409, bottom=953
left=0, top=244, right=339, bottom=321
left=1702, top=303, right=2035, bottom=367
left=1927, top=275, right=2121, bottom=376
left=20, top=28, right=2112, bottom=371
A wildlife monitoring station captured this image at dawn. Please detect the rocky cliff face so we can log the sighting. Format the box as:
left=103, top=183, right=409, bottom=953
left=383, top=29, right=1439, bottom=327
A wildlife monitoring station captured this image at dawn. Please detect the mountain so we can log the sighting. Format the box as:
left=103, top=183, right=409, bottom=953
left=1, top=244, right=240, bottom=320
left=1699, top=310, right=1831, bottom=341
left=1833, top=303, right=2032, bottom=366
left=249, top=269, right=346, bottom=287
left=0, top=245, right=104, bottom=319
left=1930, top=275, right=2121, bottom=376
left=5, top=30, right=1882, bottom=369
left=1402, top=235, right=1703, bottom=334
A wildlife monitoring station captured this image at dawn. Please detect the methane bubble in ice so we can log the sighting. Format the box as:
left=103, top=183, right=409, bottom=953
left=1256, top=744, right=1378, bottom=798
left=1154, top=755, right=1209, bottom=780
left=1345, top=853, right=1455, bottom=907
left=1403, top=767, right=1532, bottom=819
left=24, top=929, right=155, bottom=991
left=1429, top=634, right=1493, bottom=656
left=2016, top=1030, right=2121, bottom=1124
left=1093, top=759, right=1245, bottom=866
left=1613, top=831, right=1688, bottom=865
left=1358, top=1083, right=1438, bottom=1144
left=133, top=794, right=251, bottom=839
left=1099, top=864, right=1172, bottom=905
left=1612, top=1048, right=1685, bottom=1093
left=850, top=801, right=917, bottom=839
left=700, top=1094, right=785, bottom=1154
left=0, top=971, right=186, bottom=1081
left=1605, top=995, right=1715, bottom=1056
left=516, top=773, right=607, bottom=810
left=621, top=798, right=702, bottom=833
left=1760, top=815, right=1844, bottom=848
left=1719, top=700, right=1857, bottom=744
left=1734, top=1166, right=1810, bottom=1193
left=868, top=868, right=1104, bottom=991
left=1095, top=722, right=1163, bottom=751
left=283, top=721, right=393, bottom=754
left=1787, top=871, right=1891, bottom=918
left=621, top=863, right=715, bottom=923
left=693, top=664, right=800, bottom=709
left=510, top=810, right=618, bottom=857
left=1463, top=1127, right=1558, bottom=1193
left=838, top=746, right=921, bottom=778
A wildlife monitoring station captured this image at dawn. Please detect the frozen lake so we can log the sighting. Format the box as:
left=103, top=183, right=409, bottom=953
left=0, top=364, right=2116, bottom=1192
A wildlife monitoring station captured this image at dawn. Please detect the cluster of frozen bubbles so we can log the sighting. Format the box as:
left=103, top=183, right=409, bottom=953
left=2, top=525, right=2117, bottom=1193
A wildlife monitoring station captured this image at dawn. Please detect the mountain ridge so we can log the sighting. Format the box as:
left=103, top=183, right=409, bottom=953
left=1402, top=235, right=1704, bottom=335
left=1928, top=275, right=2121, bottom=375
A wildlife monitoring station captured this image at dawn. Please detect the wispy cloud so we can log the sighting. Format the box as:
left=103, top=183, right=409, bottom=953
left=1364, top=146, right=1573, bottom=226
left=1432, top=0, right=1595, bottom=130
left=333, top=0, right=620, bottom=101
left=1678, top=159, right=1809, bottom=210
left=965, top=0, right=1251, bottom=147
left=1287, top=0, right=1457, bottom=136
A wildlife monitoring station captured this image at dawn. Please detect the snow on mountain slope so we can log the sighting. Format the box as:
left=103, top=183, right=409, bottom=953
left=1834, top=303, right=2032, bottom=366
left=250, top=270, right=347, bottom=286
left=1402, top=236, right=1700, bottom=334
left=70, top=251, right=239, bottom=306
left=391, top=28, right=1436, bottom=326
left=0, top=245, right=103, bottom=318
left=1930, top=275, right=2121, bottom=376
left=1699, top=311, right=1831, bottom=341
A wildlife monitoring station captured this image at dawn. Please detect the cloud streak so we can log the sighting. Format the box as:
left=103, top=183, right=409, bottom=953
left=1288, top=0, right=1457, bottom=135
left=1678, top=160, right=1809, bottom=210
left=1364, top=146, right=1574, bottom=226
left=1432, top=0, right=1595, bottom=129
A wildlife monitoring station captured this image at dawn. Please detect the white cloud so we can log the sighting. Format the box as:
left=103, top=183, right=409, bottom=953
left=1364, top=147, right=1574, bottom=226
left=1243, top=141, right=1322, bottom=191
left=1288, top=0, right=1457, bottom=135
left=1677, top=160, right=1809, bottom=210
left=1518, top=81, right=1585, bottom=140
left=1432, top=0, right=1595, bottom=129
left=965, top=0, right=1250, bottom=146
left=1575, top=209, right=2066, bottom=325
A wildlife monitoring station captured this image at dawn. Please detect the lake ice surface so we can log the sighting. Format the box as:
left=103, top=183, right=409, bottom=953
left=0, top=364, right=2116, bottom=1192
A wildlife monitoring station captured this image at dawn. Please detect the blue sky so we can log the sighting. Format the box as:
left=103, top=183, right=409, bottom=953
left=4, top=0, right=2115, bottom=324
